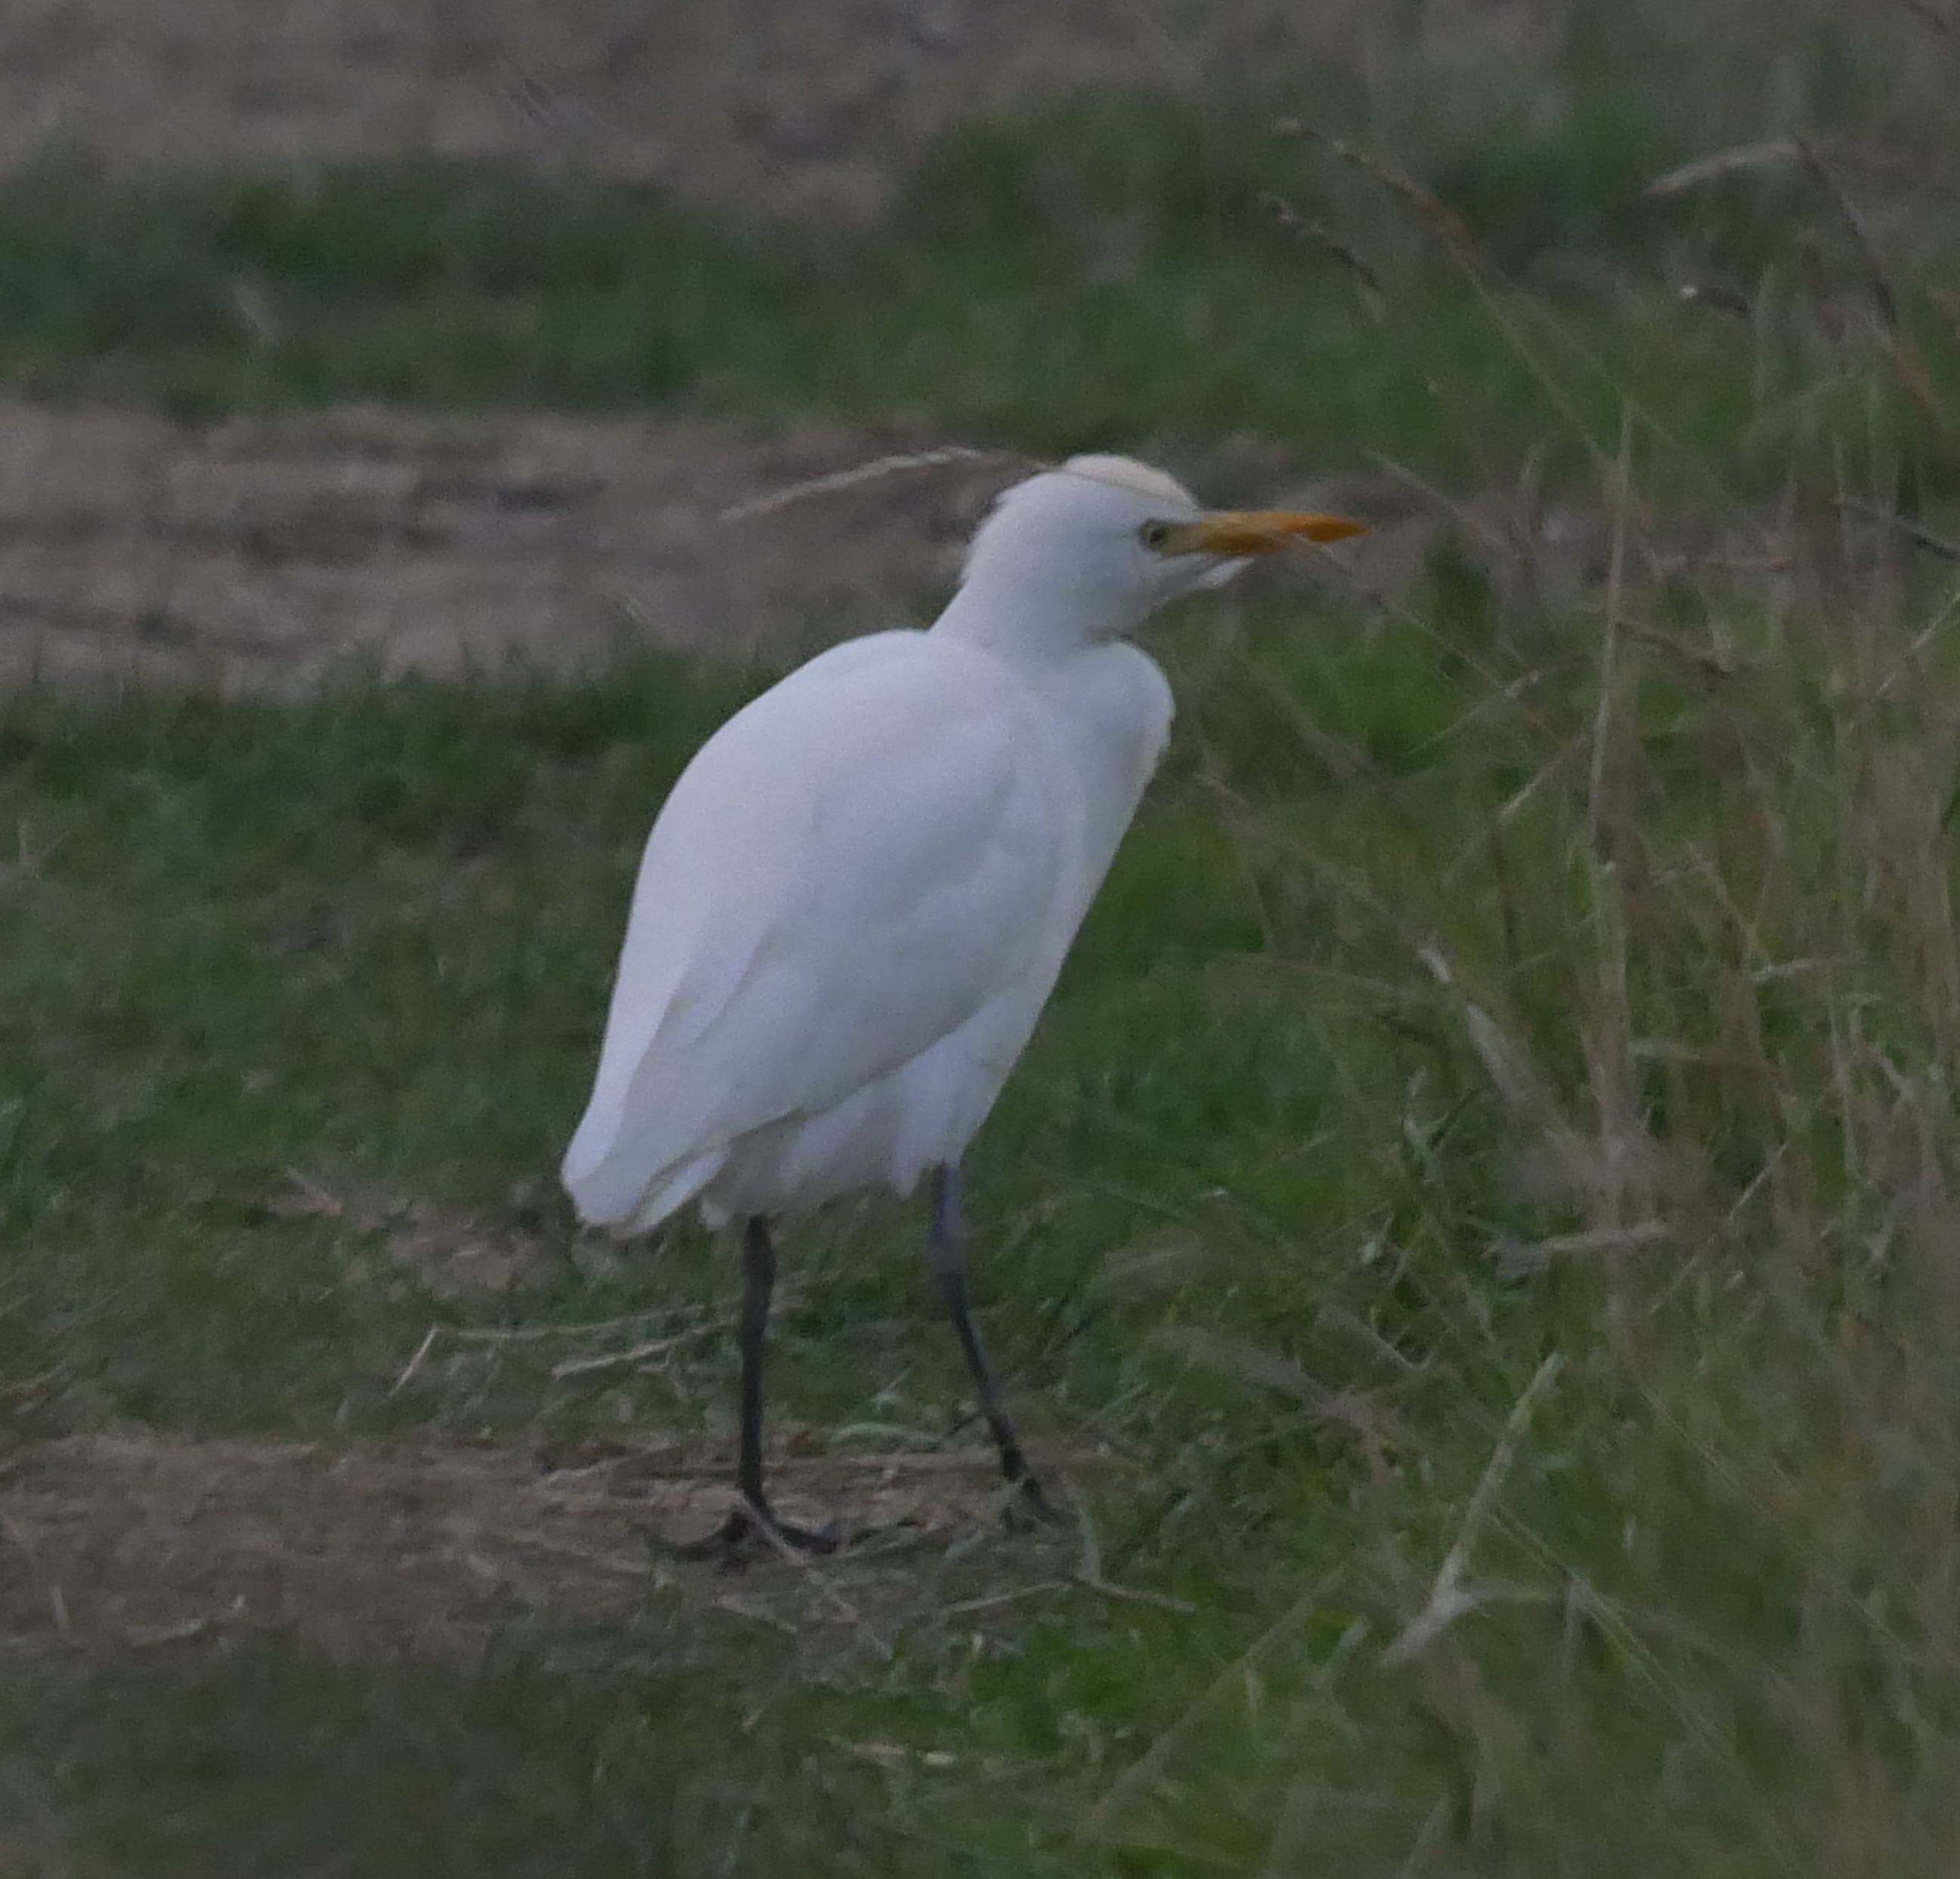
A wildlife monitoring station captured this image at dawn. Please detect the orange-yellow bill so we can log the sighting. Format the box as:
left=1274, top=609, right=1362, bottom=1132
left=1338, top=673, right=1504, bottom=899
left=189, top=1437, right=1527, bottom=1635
left=1181, top=509, right=1370, bottom=556
left=1184, top=509, right=1372, bottom=556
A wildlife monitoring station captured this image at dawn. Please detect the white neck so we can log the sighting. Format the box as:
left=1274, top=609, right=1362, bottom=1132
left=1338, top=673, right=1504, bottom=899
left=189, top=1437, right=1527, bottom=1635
left=929, top=563, right=1141, bottom=660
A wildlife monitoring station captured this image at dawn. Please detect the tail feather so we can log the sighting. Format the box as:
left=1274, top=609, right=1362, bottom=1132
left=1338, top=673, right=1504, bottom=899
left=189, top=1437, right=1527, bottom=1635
left=565, top=1142, right=727, bottom=1237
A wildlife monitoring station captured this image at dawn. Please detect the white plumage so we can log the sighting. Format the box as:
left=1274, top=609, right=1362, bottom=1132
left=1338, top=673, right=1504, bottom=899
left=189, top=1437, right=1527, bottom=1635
left=562, top=616, right=1169, bottom=1230
left=560, top=453, right=1364, bottom=1549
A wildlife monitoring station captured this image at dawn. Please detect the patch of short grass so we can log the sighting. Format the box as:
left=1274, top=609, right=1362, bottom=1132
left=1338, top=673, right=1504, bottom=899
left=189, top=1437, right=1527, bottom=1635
left=0, top=627, right=1498, bottom=1879
left=0, top=75, right=1924, bottom=489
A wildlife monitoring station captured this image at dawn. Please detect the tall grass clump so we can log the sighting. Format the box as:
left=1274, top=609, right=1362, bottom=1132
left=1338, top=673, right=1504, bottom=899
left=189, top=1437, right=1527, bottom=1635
left=1066, top=110, right=1960, bottom=1876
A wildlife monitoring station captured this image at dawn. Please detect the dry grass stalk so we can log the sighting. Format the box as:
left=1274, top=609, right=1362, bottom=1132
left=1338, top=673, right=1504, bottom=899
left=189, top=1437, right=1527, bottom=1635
left=1261, top=191, right=1389, bottom=318
left=1383, top=1353, right=1563, bottom=1666
left=717, top=446, right=1039, bottom=524
left=1273, top=119, right=1482, bottom=268
left=1160, top=1326, right=1416, bottom=1450
left=1649, top=135, right=1952, bottom=439
left=1280, top=119, right=1701, bottom=484
left=549, top=1326, right=720, bottom=1380
left=1645, top=138, right=1804, bottom=200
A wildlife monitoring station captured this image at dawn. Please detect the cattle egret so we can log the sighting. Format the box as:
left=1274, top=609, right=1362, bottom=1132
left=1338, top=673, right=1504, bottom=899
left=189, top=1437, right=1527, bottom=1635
left=562, top=454, right=1365, bottom=1555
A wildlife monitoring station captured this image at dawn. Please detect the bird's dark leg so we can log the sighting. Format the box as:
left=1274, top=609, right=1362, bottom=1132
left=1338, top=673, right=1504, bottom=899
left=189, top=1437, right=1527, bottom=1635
left=676, top=1215, right=837, bottom=1563
left=733, top=1212, right=775, bottom=1515
left=929, top=1164, right=1059, bottom=1528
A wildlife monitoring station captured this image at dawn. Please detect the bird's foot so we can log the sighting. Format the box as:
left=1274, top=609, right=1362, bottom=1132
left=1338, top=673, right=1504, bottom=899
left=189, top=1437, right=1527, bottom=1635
left=667, top=1500, right=841, bottom=1568
left=1002, top=1473, right=1065, bottom=1534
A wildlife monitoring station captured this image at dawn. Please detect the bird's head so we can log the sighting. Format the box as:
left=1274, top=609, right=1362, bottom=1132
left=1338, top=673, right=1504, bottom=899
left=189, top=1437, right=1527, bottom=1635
left=949, top=454, right=1367, bottom=652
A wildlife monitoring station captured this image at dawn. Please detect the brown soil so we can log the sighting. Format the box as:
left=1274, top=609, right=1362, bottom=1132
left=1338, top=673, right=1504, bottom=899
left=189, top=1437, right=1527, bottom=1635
left=0, top=406, right=1042, bottom=693
left=0, top=1432, right=1101, bottom=1668
left=0, top=406, right=1444, bottom=695
left=0, top=1, right=1583, bottom=228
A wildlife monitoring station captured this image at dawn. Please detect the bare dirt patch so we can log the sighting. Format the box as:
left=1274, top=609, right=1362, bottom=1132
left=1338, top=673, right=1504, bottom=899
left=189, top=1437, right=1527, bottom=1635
left=0, top=0, right=1609, bottom=228
left=0, top=1432, right=1098, bottom=1670
left=0, top=407, right=1037, bottom=694
left=0, top=406, right=1438, bottom=695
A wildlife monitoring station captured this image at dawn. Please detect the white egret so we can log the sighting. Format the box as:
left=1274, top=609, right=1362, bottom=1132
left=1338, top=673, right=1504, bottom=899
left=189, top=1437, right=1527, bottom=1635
left=562, top=454, right=1365, bottom=1553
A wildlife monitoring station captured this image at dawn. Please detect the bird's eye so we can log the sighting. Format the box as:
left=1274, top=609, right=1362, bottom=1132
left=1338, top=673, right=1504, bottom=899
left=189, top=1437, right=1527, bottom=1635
left=1138, top=520, right=1175, bottom=552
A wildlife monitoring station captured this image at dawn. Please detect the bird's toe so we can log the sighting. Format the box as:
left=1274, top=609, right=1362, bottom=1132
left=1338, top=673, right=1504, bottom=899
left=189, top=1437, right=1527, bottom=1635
left=1002, top=1475, right=1065, bottom=1533
left=664, top=1503, right=841, bottom=1569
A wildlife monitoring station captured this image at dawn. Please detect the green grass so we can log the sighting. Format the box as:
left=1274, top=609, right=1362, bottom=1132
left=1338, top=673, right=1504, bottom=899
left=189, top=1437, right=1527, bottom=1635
left=0, top=635, right=1454, bottom=1876
left=8, top=549, right=1960, bottom=1872
left=9, top=42, right=1960, bottom=1879
left=1, top=142, right=1470, bottom=450
left=0, top=83, right=1941, bottom=493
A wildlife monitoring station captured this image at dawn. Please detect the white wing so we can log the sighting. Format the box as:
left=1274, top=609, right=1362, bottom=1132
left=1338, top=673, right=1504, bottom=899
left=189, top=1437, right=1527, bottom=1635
left=562, top=633, right=1079, bottom=1226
